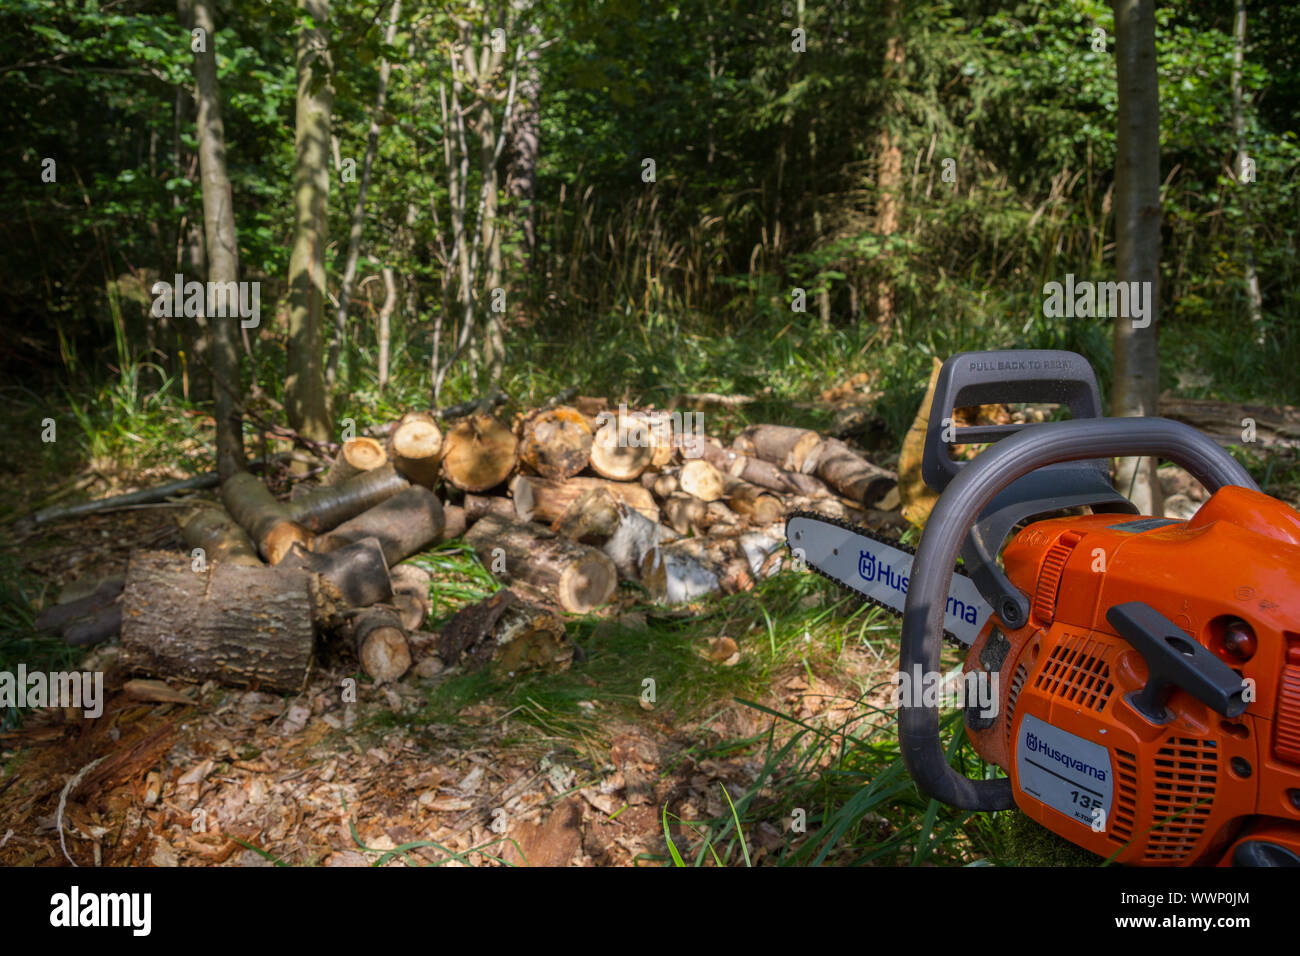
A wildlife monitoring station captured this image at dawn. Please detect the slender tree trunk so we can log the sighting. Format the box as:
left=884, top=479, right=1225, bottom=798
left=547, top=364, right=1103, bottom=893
left=190, top=0, right=245, bottom=480
left=873, top=0, right=903, bottom=329
left=325, top=0, right=400, bottom=391
left=506, top=29, right=540, bottom=278
left=1111, top=0, right=1163, bottom=515
left=377, top=265, right=395, bottom=394
left=286, top=0, right=334, bottom=448
left=1231, top=0, right=1263, bottom=339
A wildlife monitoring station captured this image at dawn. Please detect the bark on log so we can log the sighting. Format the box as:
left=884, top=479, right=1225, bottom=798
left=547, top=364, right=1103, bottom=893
left=511, top=474, right=658, bottom=524
left=518, top=406, right=593, bottom=480
left=436, top=588, right=571, bottom=674
left=285, top=463, right=411, bottom=533
left=180, top=504, right=263, bottom=567
left=64, top=603, right=122, bottom=646
left=550, top=485, right=621, bottom=541
left=325, top=437, right=389, bottom=485
left=813, top=438, right=896, bottom=507
left=662, top=492, right=707, bottom=536
left=349, top=607, right=411, bottom=683
left=314, top=485, right=445, bottom=565
left=442, top=504, right=467, bottom=539
left=464, top=494, right=516, bottom=524
left=465, top=513, right=617, bottom=614
left=119, top=550, right=317, bottom=693
left=389, top=411, right=444, bottom=487
left=1158, top=394, right=1300, bottom=450
left=602, top=501, right=675, bottom=580
left=722, top=475, right=784, bottom=525
left=220, top=472, right=313, bottom=563
left=34, top=577, right=125, bottom=633
left=279, top=536, right=393, bottom=608
left=733, top=424, right=823, bottom=474
left=390, top=564, right=431, bottom=631
left=638, top=543, right=721, bottom=603
left=589, top=414, right=654, bottom=480
left=700, top=440, right=830, bottom=498
left=440, top=413, right=518, bottom=491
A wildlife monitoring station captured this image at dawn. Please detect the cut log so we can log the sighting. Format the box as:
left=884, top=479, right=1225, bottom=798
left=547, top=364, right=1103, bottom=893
left=1158, top=394, right=1300, bottom=450
left=441, top=413, right=519, bottom=492
left=326, top=437, right=389, bottom=485
left=313, top=485, right=445, bottom=565
left=442, top=504, right=467, bottom=539
left=704, top=500, right=742, bottom=530
left=602, top=501, right=675, bottom=579
left=678, top=459, right=726, bottom=502
left=119, top=550, right=317, bottom=693
left=518, top=406, right=593, bottom=480
left=179, top=505, right=263, bottom=567
left=712, top=449, right=830, bottom=498
left=464, top=494, right=516, bottom=524
left=465, top=512, right=617, bottom=614
left=279, top=537, right=393, bottom=608
left=628, top=410, right=676, bottom=468
left=740, top=530, right=786, bottom=578
left=640, top=467, right=679, bottom=499
left=813, top=438, right=896, bottom=507
left=733, top=424, right=823, bottom=474
left=589, top=414, right=654, bottom=480
left=436, top=588, right=572, bottom=674
left=638, top=543, right=720, bottom=603
left=64, top=603, right=122, bottom=646
left=35, top=577, right=125, bottom=633
left=662, top=493, right=707, bottom=536
left=390, top=564, right=431, bottom=631
left=389, top=411, right=444, bottom=487
left=285, top=463, right=411, bottom=533
left=722, top=475, right=784, bottom=525
left=550, top=485, right=621, bottom=541
left=349, top=607, right=411, bottom=683
left=511, top=474, right=659, bottom=524
left=220, top=472, right=313, bottom=563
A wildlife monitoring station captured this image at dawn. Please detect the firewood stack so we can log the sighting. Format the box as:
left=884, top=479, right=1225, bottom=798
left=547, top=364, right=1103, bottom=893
left=97, top=395, right=896, bottom=693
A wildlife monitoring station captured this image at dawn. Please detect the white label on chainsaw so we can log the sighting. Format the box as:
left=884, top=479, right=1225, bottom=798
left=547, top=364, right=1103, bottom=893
left=785, top=516, right=993, bottom=645
left=1016, top=714, right=1113, bottom=829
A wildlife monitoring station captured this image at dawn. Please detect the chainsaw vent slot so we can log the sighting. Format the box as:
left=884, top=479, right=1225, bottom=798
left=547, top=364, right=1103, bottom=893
left=1033, top=633, right=1114, bottom=712
left=1145, top=737, right=1217, bottom=862
left=1003, top=663, right=1029, bottom=750
left=1275, top=664, right=1300, bottom=764
left=1033, top=532, right=1081, bottom=625
left=1110, top=750, right=1138, bottom=844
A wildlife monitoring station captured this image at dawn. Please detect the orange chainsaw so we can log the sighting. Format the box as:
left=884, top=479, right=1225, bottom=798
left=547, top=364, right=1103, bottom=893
left=786, top=349, right=1300, bottom=865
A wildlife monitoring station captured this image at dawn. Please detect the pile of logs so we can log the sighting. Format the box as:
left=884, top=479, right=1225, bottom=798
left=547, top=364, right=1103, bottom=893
left=49, top=397, right=896, bottom=692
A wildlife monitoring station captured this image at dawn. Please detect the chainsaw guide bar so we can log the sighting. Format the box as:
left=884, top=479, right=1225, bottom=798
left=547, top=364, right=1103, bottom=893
left=784, top=509, right=993, bottom=648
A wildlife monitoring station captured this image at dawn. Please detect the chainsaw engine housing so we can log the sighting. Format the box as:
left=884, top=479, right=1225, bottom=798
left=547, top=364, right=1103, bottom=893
left=963, top=484, right=1300, bottom=864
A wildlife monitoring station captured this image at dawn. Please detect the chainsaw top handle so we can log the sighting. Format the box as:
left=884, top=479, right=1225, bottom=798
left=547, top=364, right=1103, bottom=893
left=899, top=415, right=1258, bottom=812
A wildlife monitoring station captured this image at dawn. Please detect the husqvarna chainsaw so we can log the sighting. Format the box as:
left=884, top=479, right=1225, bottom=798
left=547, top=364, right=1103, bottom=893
left=786, top=350, right=1300, bottom=866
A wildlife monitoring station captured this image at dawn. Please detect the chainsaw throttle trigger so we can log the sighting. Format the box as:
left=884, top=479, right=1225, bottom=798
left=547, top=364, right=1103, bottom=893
left=1106, top=601, right=1250, bottom=724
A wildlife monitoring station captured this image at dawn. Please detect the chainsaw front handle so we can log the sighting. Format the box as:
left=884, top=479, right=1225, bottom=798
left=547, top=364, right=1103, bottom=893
left=899, top=416, right=1258, bottom=812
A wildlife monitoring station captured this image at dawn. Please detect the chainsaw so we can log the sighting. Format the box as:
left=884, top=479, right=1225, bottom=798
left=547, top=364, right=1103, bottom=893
left=786, top=349, right=1300, bottom=866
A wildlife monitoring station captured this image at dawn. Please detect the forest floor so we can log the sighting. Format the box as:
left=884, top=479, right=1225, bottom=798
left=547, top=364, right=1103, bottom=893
left=0, top=502, right=907, bottom=867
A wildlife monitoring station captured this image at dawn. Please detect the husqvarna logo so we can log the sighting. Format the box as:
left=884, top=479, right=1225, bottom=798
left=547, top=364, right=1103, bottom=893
left=858, top=549, right=876, bottom=581
left=858, top=549, right=909, bottom=594
left=1026, top=731, right=1108, bottom=782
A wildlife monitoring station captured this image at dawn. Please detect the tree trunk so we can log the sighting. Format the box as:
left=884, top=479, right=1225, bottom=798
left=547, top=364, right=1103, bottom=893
left=286, top=0, right=334, bottom=450
left=284, top=462, right=410, bottom=532
left=119, top=551, right=317, bottom=693
left=180, top=503, right=263, bottom=567
left=1111, top=0, right=1164, bottom=516
left=873, top=0, right=904, bottom=329
left=326, top=0, right=400, bottom=390
left=1231, top=0, right=1263, bottom=340
left=220, top=471, right=313, bottom=562
left=377, top=265, right=396, bottom=394
left=190, top=0, right=245, bottom=480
